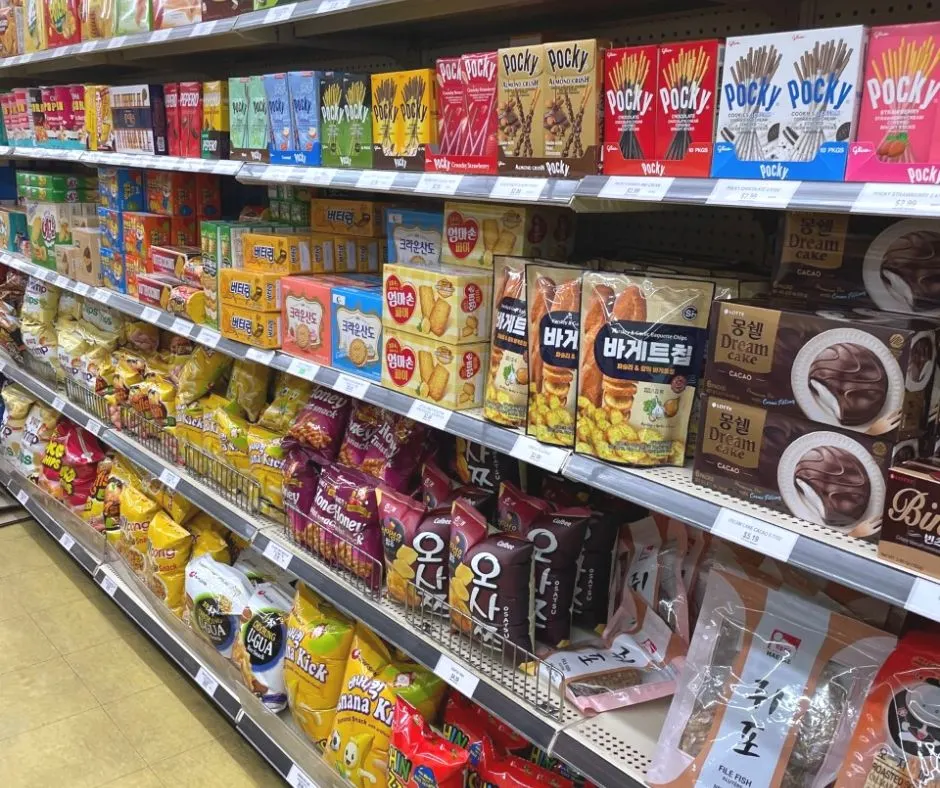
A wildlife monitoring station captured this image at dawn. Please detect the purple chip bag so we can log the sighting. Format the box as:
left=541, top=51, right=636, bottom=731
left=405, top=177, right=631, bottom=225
left=281, top=439, right=320, bottom=549
left=362, top=413, right=427, bottom=492
left=338, top=401, right=383, bottom=468
left=330, top=464, right=382, bottom=589
left=309, top=462, right=344, bottom=559
left=573, top=511, right=620, bottom=630
left=288, top=384, right=351, bottom=463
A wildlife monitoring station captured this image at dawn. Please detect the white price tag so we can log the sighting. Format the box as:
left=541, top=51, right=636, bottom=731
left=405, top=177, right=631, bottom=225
left=416, top=173, right=462, bottom=196
left=194, top=667, right=219, bottom=697
left=262, top=539, right=293, bottom=569
left=509, top=435, right=570, bottom=474
left=407, top=400, right=451, bottom=430
left=196, top=328, right=221, bottom=348
left=85, top=419, right=103, bottom=436
left=170, top=318, right=193, bottom=336
left=59, top=532, right=75, bottom=551
left=96, top=288, right=112, bottom=304
left=266, top=165, right=293, bottom=182
left=245, top=348, right=275, bottom=365
left=302, top=168, right=337, bottom=186
left=158, top=468, right=180, bottom=490
left=434, top=654, right=479, bottom=698
left=318, top=0, right=350, bottom=11
left=79, top=41, right=96, bottom=53
left=188, top=20, right=218, bottom=37
left=140, top=307, right=161, bottom=324
left=287, top=765, right=315, bottom=788
left=150, top=28, right=171, bottom=42
left=706, top=179, right=799, bottom=209
left=598, top=176, right=674, bottom=202
left=905, top=577, right=940, bottom=620
left=490, top=177, right=547, bottom=202
left=74, top=283, right=91, bottom=296
left=333, top=373, right=370, bottom=399
left=41, top=269, right=56, bottom=282
left=101, top=575, right=118, bottom=597
left=15, top=489, right=28, bottom=505
left=356, top=171, right=397, bottom=191
left=55, top=275, right=69, bottom=288
left=0, top=357, right=7, bottom=371
left=851, top=183, right=940, bottom=217
left=712, top=508, right=798, bottom=562
left=287, top=357, right=320, bottom=380
left=52, top=396, right=66, bottom=412
left=107, top=36, right=127, bottom=49
left=265, top=4, right=294, bottom=22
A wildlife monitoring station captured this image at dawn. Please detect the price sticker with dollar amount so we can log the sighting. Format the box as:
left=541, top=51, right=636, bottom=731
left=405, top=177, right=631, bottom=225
left=356, top=171, right=397, bottom=191
left=266, top=3, right=294, bottom=21
left=85, top=419, right=103, bottom=436
left=711, top=508, right=798, bottom=562
left=302, top=168, right=337, bottom=186
left=196, top=328, right=221, bottom=348
left=416, top=173, right=462, bottom=196
left=434, top=654, right=479, bottom=697
left=246, top=348, right=275, bottom=365
left=852, top=183, right=940, bottom=217
left=74, top=283, right=90, bottom=296
left=159, top=469, right=180, bottom=490
left=287, top=765, right=315, bottom=788
left=598, top=176, right=675, bottom=202
left=52, top=396, right=66, bottom=412
left=170, top=318, right=193, bottom=337
left=905, top=578, right=940, bottom=620
left=707, top=180, right=799, bottom=209
left=490, top=177, right=547, bottom=202
left=262, top=539, right=293, bottom=569
left=334, top=374, right=370, bottom=400
left=318, top=0, right=350, bottom=12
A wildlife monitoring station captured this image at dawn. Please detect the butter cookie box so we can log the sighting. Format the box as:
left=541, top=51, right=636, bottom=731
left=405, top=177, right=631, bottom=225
left=220, top=304, right=282, bottom=349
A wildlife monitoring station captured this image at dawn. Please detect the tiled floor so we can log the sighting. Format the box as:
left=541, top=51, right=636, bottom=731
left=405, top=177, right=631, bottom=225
left=0, top=518, right=284, bottom=787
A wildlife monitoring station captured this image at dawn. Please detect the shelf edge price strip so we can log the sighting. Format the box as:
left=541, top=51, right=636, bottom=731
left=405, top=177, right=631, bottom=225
left=597, top=176, right=675, bottom=202
left=706, top=179, right=799, bottom=209
left=711, top=507, right=798, bottom=563
left=490, top=177, right=547, bottom=202
left=434, top=654, right=479, bottom=698
left=509, top=435, right=569, bottom=474
left=407, top=400, right=451, bottom=430
left=851, top=183, right=940, bottom=217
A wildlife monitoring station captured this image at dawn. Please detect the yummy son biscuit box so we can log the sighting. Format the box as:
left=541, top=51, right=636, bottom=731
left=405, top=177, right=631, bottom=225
left=331, top=281, right=383, bottom=381
left=382, top=262, right=492, bottom=345
left=219, top=268, right=283, bottom=312
left=220, top=304, right=282, bottom=348
left=382, top=327, right=488, bottom=410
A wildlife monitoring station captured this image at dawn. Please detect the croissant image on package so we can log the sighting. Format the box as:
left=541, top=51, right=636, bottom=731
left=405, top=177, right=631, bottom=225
left=576, top=272, right=713, bottom=467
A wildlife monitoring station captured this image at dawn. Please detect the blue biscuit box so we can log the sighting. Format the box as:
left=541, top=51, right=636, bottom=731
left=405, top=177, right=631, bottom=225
left=385, top=208, right=443, bottom=266
left=97, top=207, right=123, bottom=252
left=101, top=248, right=127, bottom=293
left=331, top=282, right=383, bottom=381
left=97, top=167, right=144, bottom=211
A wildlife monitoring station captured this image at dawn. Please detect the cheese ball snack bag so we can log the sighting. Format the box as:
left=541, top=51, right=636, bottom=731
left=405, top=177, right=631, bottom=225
left=184, top=554, right=253, bottom=658
left=389, top=698, right=470, bottom=788
left=338, top=401, right=383, bottom=468
left=226, top=359, right=272, bottom=423
left=284, top=584, right=356, bottom=748
left=232, top=582, right=294, bottom=711
left=288, top=384, right=351, bottom=463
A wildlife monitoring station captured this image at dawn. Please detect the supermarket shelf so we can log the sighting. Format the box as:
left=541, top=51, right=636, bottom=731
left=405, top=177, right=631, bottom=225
left=7, top=145, right=940, bottom=215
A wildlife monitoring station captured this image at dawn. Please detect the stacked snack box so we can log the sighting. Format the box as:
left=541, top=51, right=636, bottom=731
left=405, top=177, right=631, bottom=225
left=310, top=196, right=386, bottom=275
left=263, top=71, right=322, bottom=166
left=370, top=67, right=438, bottom=170
left=109, top=84, right=169, bottom=155
left=320, top=71, right=372, bottom=169
left=97, top=166, right=144, bottom=292
left=19, top=170, right=98, bottom=272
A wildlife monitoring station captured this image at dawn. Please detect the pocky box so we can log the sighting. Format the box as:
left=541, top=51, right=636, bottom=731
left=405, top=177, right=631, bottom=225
left=229, top=76, right=268, bottom=161
left=178, top=81, right=202, bottom=158
left=603, top=46, right=658, bottom=168
left=497, top=44, right=545, bottom=164
left=288, top=71, right=321, bottom=165
left=164, top=82, right=180, bottom=156
left=201, top=80, right=229, bottom=159
left=264, top=73, right=293, bottom=162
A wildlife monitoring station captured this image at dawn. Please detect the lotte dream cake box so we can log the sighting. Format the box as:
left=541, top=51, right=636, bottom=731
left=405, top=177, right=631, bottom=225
left=711, top=25, right=867, bottom=181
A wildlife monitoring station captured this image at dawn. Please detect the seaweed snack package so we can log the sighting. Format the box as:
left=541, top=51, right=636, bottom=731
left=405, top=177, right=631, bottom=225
left=577, top=273, right=714, bottom=466
left=259, top=373, right=314, bottom=433
left=189, top=514, right=231, bottom=564
left=232, top=582, right=294, bottom=711
left=284, top=584, right=356, bottom=748
left=338, top=401, right=383, bottom=468
left=184, top=553, right=253, bottom=658
left=389, top=698, right=470, bottom=788
left=282, top=440, right=320, bottom=548
left=484, top=258, right=528, bottom=428
left=377, top=488, right=450, bottom=610
left=573, top=511, right=620, bottom=631
left=226, top=359, right=271, bottom=423
left=525, top=588, right=686, bottom=713
left=362, top=412, right=427, bottom=492
left=248, top=425, right=286, bottom=514
left=441, top=690, right=531, bottom=765
left=21, top=277, right=60, bottom=324
left=331, top=465, right=383, bottom=587
left=288, top=384, right=351, bottom=463
left=19, top=403, right=59, bottom=479
left=326, top=626, right=446, bottom=788
left=647, top=568, right=896, bottom=788
left=449, top=499, right=535, bottom=655
left=835, top=631, right=940, bottom=788
left=146, top=510, right=193, bottom=617
left=176, top=346, right=232, bottom=405
left=496, top=481, right=551, bottom=536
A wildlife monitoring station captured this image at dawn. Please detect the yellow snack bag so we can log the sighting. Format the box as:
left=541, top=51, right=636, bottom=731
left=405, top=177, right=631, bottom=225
left=189, top=515, right=232, bottom=564
left=147, top=510, right=193, bottom=573
left=217, top=401, right=250, bottom=472
left=146, top=375, right=177, bottom=427
left=2, top=385, right=35, bottom=420
left=82, top=346, right=114, bottom=395
left=326, top=626, right=446, bottom=788
left=226, top=359, right=272, bottom=423
left=154, top=486, right=195, bottom=525
left=119, top=484, right=160, bottom=551
left=124, top=320, right=160, bottom=352
left=57, top=323, right=91, bottom=383
left=259, top=373, right=313, bottom=433
left=176, top=346, right=233, bottom=405
left=248, top=425, right=285, bottom=510
left=285, top=584, right=355, bottom=748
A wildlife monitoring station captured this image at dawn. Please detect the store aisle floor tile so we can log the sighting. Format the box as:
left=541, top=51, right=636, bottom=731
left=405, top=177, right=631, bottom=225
left=0, top=519, right=283, bottom=787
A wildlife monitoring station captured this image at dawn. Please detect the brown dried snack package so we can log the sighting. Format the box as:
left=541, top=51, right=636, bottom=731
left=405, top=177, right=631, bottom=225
left=527, top=264, right=582, bottom=447
left=484, top=258, right=529, bottom=428
left=648, top=568, right=896, bottom=788
left=577, top=272, right=714, bottom=466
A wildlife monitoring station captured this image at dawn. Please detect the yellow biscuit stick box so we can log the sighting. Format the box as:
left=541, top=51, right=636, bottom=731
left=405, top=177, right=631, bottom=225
left=243, top=232, right=312, bottom=275
left=220, top=304, right=282, bottom=348
left=219, top=269, right=283, bottom=312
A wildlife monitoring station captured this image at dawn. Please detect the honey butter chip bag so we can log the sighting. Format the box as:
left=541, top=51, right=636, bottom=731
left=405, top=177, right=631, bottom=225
left=232, top=582, right=294, bottom=711
left=448, top=499, right=535, bottom=655
left=288, top=384, right=351, bottom=463
left=326, top=626, right=446, bottom=788
left=176, top=345, right=233, bottom=405
left=284, top=584, right=356, bottom=748
left=184, top=554, right=254, bottom=658
left=577, top=273, right=714, bottom=467
left=647, top=568, right=896, bottom=788
left=282, top=440, right=320, bottom=548
left=484, top=258, right=529, bottom=428
left=389, top=698, right=470, bottom=788
left=309, top=462, right=345, bottom=559
left=377, top=488, right=450, bottom=609
left=362, top=412, right=427, bottom=492
left=339, top=401, right=384, bottom=468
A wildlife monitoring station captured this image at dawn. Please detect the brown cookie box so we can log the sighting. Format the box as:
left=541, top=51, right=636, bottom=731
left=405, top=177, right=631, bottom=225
left=704, top=298, right=940, bottom=440
left=880, top=458, right=940, bottom=580
left=692, top=395, right=929, bottom=540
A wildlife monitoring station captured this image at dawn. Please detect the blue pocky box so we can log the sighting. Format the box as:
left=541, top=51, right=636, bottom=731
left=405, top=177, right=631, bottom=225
left=288, top=70, right=322, bottom=165
left=264, top=73, right=294, bottom=164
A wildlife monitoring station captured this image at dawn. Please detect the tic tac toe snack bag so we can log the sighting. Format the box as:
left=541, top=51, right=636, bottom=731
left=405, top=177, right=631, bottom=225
left=389, top=698, right=470, bottom=788
left=647, top=568, right=895, bottom=788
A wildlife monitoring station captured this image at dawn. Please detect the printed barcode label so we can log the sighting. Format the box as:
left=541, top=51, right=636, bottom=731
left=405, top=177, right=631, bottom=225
left=170, top=318, right=193, bottom=336
left=490, top=177, right=547, bottom=202
left=333, top=374, right=370, bottom=399
left=59, top=532, right=75, bottom=551
left=905, top=578, right=940, bottom=620
left=15, top=489, right=28, bottom=505
left=318, top=0, right=350, bottom=11
left=407, top=400, right=451, bottom=430
left=245, top=348, right=275, bottom=365
left=141, top=307, right=161, bottom=324
left=262, top=540, right=293, bottom=569
left=287, top=358, right=320, bottom=380
left=509, top=436, right=570, bottom=473
left=598, top=176, right=674, bottom=202
left=851, top=183, right=940, bottom=217
left=52, top=397, right=66, bottom=412
left=74, top=283, right=90, bottom=295
left=194, top=667, right=219, bottom=696
left=302, top=168, right=337, bottom=185
left=101, top=576, right=118, bottom=597
left=265, top=4, right=294, bottom=22
left=196, top=328, right=221, bottom=348
left=434, top=654, right=479, bottom=698
left=416, top=173, right=462, bottom=195
left=707, top=180, right=799, bottom=209
left=287, top=765, right=314, bottom=788
left=712, top=508, right=798, bottom=562
left=356, top=171, right=397, bottom=191
left=158, top=469, right=180, bottom=490
left=85, top=419, right=103, bottom=436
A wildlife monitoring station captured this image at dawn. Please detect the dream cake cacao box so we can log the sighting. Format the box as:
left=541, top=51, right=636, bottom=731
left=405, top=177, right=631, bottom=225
left=692, top=394, right=912, bottom=539
left=703, top=298, right=940, bottom=441
left=880, top=457, right=940, bottom=578
left=772, top=211, right=940, bottom=317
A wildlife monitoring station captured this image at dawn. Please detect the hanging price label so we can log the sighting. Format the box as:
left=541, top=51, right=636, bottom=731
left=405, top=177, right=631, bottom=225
left=246, top=348, right=275, bottom=365
left=158, top=469, right=181, bottom=490
left=287, top=765, right=315, bottom=788
left=265, top=4, right=294, bottom=22
left=74, top=283, right=90, bottom=296
left=490, top=177, right=547, bottom=202
left=194, top=667, right=219, bottom=697
left=170, top=318, right=193, bottom=336
left=262, top=539, right=293, bottom=569
left=59, top=532, right=75, bottom=551
left=100, top=576, right=118, bottom=597
left=287, top=358, right=320, bottom=380
left=434, top=654, right=479, bottom=698
left=407, top=400, right=451, bottom=430
left=598, top=176, right=674, bottom=202
left=416, top=173, right=462, bottom=196
left=52, top=397, right=66, bottom=412
left=15, top=489, right=28, bottom=505
left=85, top=419, right=103, bottom=436
left=706, top=179, right=799, bottom=209
left=196, top=328, right=221, bottom=348
left=356, top=171, right=397, bottom=191
left=302, top=168, right=337, bottom=186
left=711, top=508, right=798, bottom=562
left=333, top=374, right=370, bottom=399
left=851, top=183, right=940, bottom=217
left=509, top=436, right=570, bottom=474
left=905, top=578, right=940, bottom=621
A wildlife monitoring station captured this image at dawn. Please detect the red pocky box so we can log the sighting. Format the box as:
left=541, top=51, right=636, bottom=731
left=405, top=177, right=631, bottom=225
left=461, top=51, right=498, bottom=159
left=436, top=57, right=466, bottom=155
left=178, top=82, right=203, bottom=159
left=164, top=83, right=180, bottom=156
left=603, top=45, right=658, bottom=173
